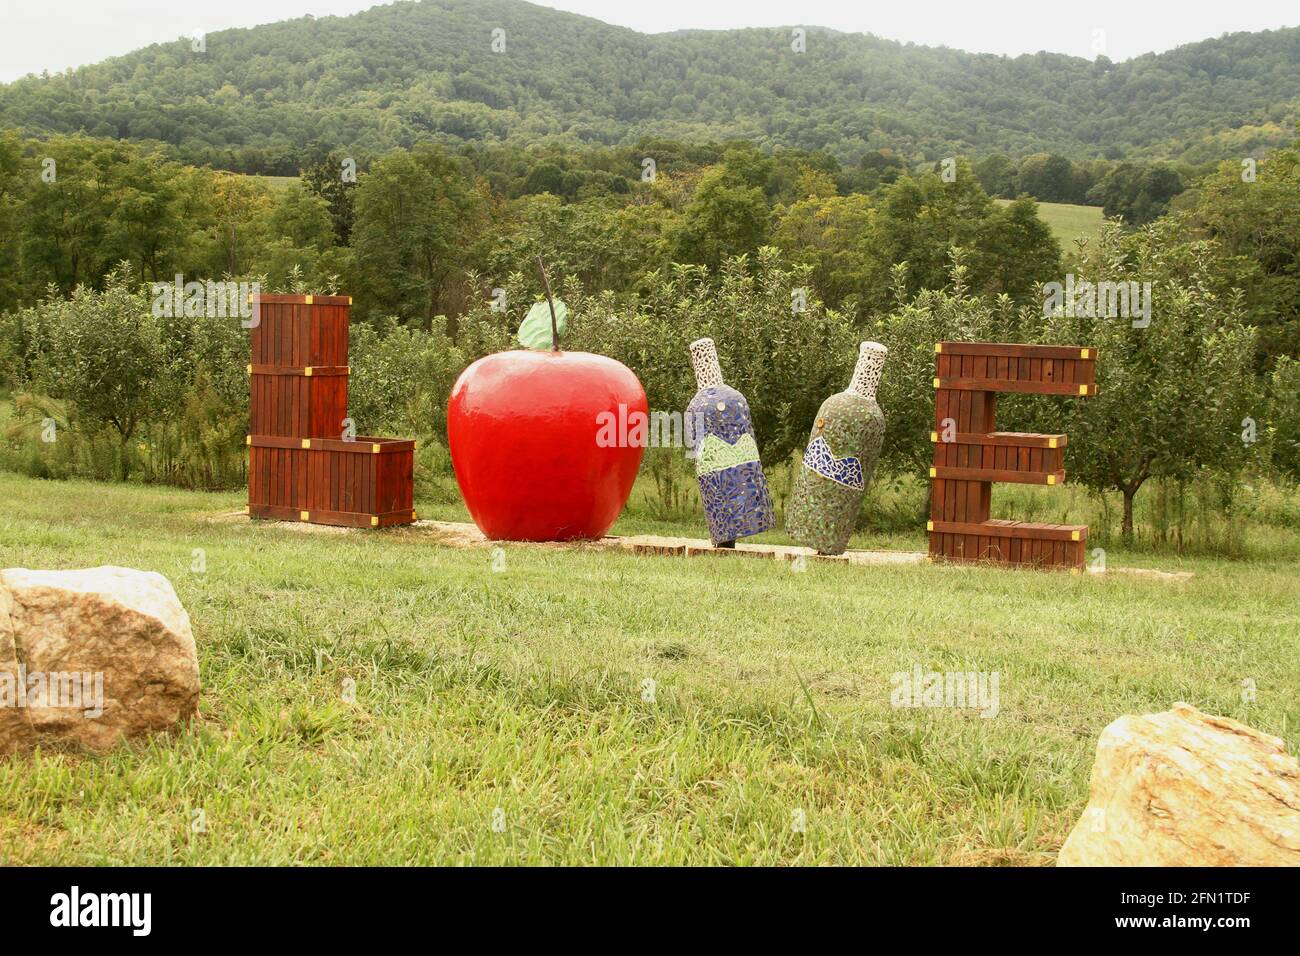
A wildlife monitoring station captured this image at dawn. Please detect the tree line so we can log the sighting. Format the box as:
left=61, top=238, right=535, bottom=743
left=1, top=130, right=1297, bottom=544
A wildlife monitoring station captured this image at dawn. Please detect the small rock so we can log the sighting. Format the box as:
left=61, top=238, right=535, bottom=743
left=0, top=566, right=200, bottom=753
left=1059, top=702, right=1300, bottom=866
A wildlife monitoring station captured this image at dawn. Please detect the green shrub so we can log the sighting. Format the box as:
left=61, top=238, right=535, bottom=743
left=2, top=267, right=249, bottom=488
left=1266, top=356, right=1300, bottom=481
left=348, top=317, right=467, bottom=442
left=872, top=251, right=1028, bottom=478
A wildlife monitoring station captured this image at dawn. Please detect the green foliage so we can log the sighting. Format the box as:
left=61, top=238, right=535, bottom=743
left=1087, top=162, right=1185, bottom=226
left=872, top=253, right=1027, bottom=477
left=347, top=318, right=467, bottom=445
left=1265, top=357, right=1300, bottom=481
left=1179, top=140, right=1300, bottom=363
left=12, top=137, right=190, bottom=295
left=0, top=132, right=1074, bottom=334
left=4, top=267, right=249, bottom=486
left=973, top=154, right=1018, bottom=198
left=1015, top=153, right=1096, bottom=205
left=770, top=193, right=873, bottom=312
left=1040, top=221, right=1260, bottom=536
left=0, top=131, right=22, bottom=310
left=451, top=250, right=858, bottom=466
left=669, top=166, right=770, bottom=272
left=848, top=161, right=1062, bottom=314
left=972, top=198, right=1063, bottom=301
left=0, top=130, right=1290, bottom=515
left=22, top=266, right=167, bottom=445
left=471, top=192, right=676, bottom=298
left=299, top=144, right=358, bottom=244
left=567, top=249, right=859, bottom=466
left=265, top=185, right=335, bottom=251
left=350, top=145, right=488, bottom=327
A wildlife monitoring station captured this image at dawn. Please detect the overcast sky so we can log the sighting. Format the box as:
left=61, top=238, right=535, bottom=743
left=2, top=0, right=1297, bottom=83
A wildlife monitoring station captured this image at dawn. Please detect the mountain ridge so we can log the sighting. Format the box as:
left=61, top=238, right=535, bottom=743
left=1, top=0, right=1296, bottom=167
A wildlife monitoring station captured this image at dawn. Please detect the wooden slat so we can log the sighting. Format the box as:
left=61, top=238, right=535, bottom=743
left=247, top=293, right=412, bottom=528
left=249, top=504, right=415, bottom=528
left=249, top=435, right=415, bottom=454
left=932, top=431, right=1067, bottom=449
left=252, top=294, right=352, bottom=306
left=936, top=342, right=1097, bottom=361
left=249, top=365, right=349, bottom=376
left=932, top=466, right=1065, bottom=486
left=929, top=520, right=1086, bottom=542
left=936, top=377, right=1096, bottom=397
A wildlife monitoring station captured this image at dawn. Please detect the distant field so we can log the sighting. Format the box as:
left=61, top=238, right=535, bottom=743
left=253, top=175, right=300, bottom=190
left=1000, top=199, right=1107, bottom=248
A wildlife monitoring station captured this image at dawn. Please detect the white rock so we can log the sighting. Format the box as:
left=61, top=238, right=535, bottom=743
left=0, top=566, right=200, bottom=753
left=1059, top=702, right=1300, bottom=866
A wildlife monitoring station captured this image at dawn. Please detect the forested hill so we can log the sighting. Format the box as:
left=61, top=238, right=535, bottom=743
left=2, top=0, right=1297, bottom=170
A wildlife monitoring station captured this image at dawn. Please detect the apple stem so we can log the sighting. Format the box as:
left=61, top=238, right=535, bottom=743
left=536, top=256, right=560, bottom=352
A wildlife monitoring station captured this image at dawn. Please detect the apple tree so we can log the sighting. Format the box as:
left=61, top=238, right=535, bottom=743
left=1039, top=219, right=1259, bottom=539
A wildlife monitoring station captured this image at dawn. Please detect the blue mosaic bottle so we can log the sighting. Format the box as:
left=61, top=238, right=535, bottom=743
left=685, top=337, right=775, bottom=547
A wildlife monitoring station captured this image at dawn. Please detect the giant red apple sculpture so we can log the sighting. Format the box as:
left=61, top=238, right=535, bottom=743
left=447, top=270, right=647, bottom=541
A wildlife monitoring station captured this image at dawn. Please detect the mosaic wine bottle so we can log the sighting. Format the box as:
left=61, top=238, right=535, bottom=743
left=785, top=341, right=888, bottom=555
left=685, top=337, right=775, bottom=547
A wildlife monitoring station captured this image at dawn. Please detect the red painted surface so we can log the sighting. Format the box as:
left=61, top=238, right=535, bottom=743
left=448, top=350, right=648, bottom=541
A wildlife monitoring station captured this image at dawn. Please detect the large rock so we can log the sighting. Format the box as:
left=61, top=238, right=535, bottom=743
left=0, top=567, right=200, bottom=753
left=1059, top=702, right=1300, bottom=866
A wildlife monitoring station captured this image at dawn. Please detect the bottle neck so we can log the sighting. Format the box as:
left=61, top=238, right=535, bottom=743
left=689, top=338, right=724, bottom=389
left=847, top=342, right=887, bottom=401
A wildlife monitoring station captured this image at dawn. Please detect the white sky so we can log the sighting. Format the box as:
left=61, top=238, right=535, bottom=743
left=1, top=0, right=1296, bottom=83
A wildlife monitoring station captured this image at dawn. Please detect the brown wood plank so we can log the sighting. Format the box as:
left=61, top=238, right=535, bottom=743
left=932, top=376, right=1096, bottom=396
left=929, top=520, right=1085, bottom=542
left=939, top=432, right=1067, bottom=448
left=281, top=449, right=290, bottom=507
left=253, top=294, right=352, bottom=306
left=248, top=365, right=349, bottom=376
left=933, top=466, right=1065, bottom=485
left=936, top=342, right=1097, bottom=361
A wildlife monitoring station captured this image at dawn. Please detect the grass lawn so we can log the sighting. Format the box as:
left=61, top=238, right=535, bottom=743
left=0, top=471, right=1296, bottom=865
left=999, top=199, right=1107, bottom=249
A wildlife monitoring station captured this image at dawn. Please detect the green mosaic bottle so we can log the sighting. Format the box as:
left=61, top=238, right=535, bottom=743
left=785, top=341, right=888, bottom=555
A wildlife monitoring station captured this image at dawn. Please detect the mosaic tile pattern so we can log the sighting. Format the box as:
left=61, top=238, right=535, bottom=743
left=785, top=338, right=889, bottom=558
left=687, top=383, right=775, bottom=545
left=688, top=338, right=724, bottom=389
left=696, top=432, right=761, bottom=477
left=697, top=460, right=775, bottom=544
left=786, top=391, right=885, bottom=554
left=802, top=435, right=865, bottom=490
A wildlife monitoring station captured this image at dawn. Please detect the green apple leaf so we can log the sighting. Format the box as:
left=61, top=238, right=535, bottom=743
left=517, top=298, right=568, bottom=350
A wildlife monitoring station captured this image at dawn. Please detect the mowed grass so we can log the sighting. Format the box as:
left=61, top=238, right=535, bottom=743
left=252, top=175, right=300, bottom=191
left=999, top=199, right=1107, bottom=248
left=0, top=472, right=1296, bottom=865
